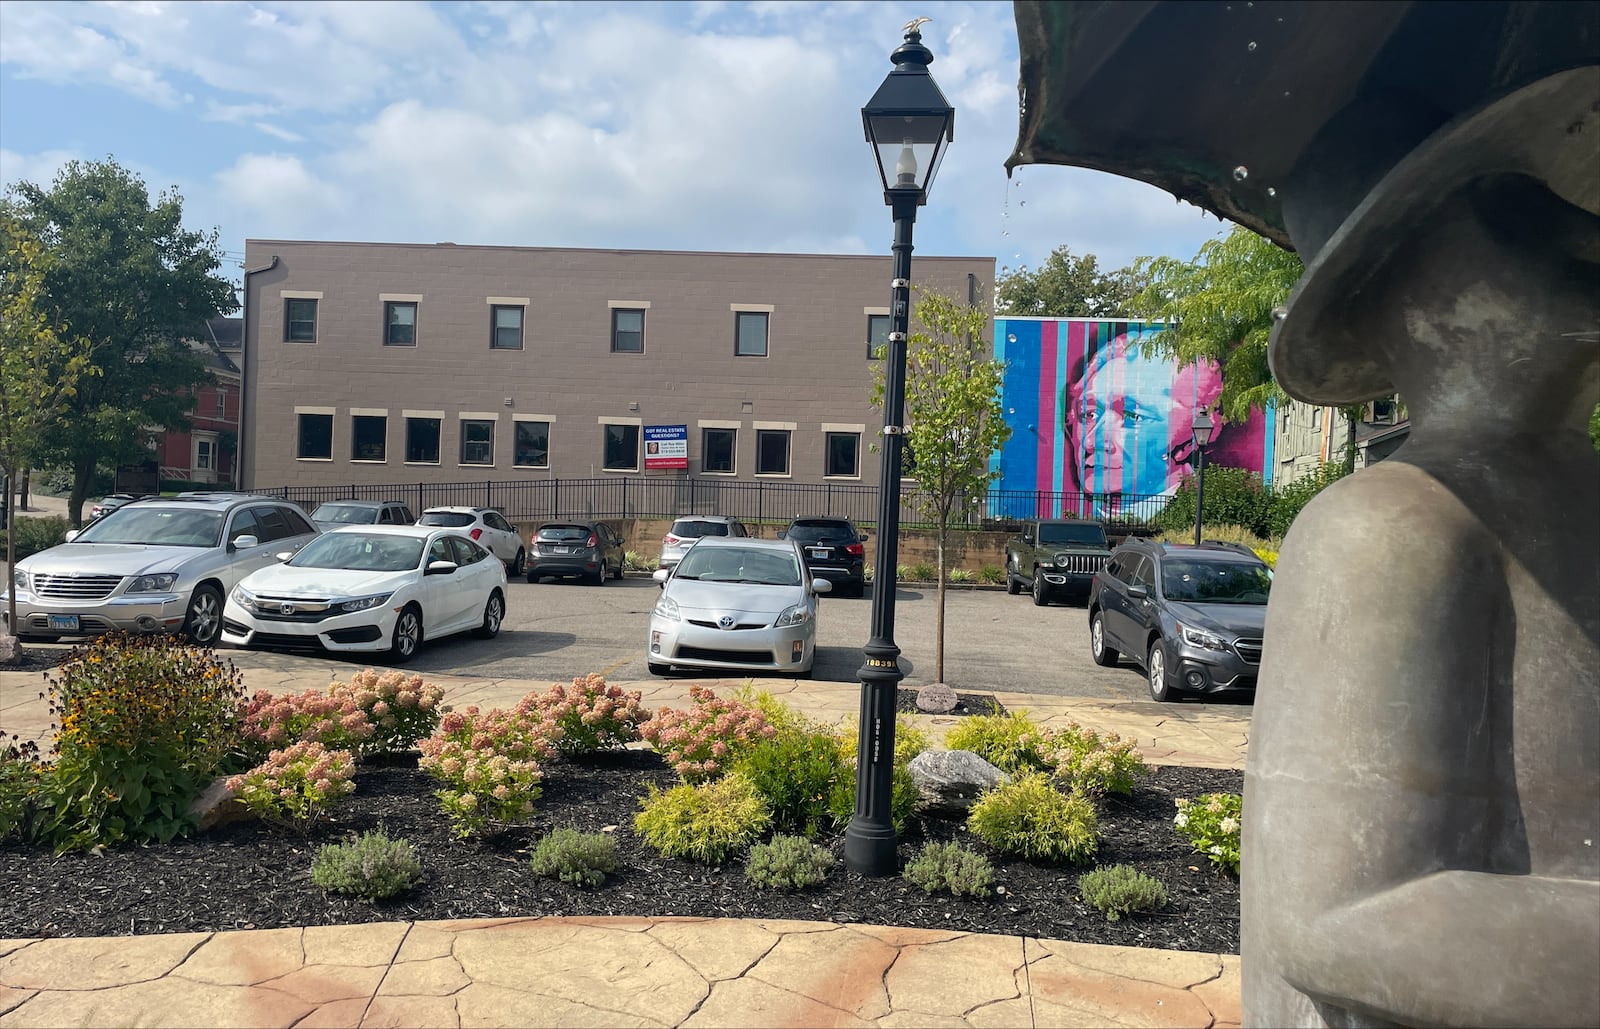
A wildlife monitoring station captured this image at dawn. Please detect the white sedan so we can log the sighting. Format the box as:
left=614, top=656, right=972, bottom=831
left=222, top=525, right=506, bottom=662
left=647, top=536, right=830, bottom=677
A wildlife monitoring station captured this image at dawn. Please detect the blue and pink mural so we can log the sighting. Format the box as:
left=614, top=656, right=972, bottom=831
left=991, top=318, right=1273, bottom=520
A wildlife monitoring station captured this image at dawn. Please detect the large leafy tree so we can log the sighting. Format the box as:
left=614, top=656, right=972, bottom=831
left=872, top=288, right=1011, bottom=685
left=2, top=159, right=236, bottom=524
left=0, top=217, right=96, bottom=643
left=995, top=245, right=1148, bottom=318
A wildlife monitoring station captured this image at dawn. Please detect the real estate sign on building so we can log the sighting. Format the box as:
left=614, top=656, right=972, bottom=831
left=644, top=424, right=688, bottom=470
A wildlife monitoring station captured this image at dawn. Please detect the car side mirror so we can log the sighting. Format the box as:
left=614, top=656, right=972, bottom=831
left=652, top=568, right=670, bottom=584
left=426, top=560, right=458, bottom=575
left=1127, top=584, right=1149, bottom=600
left=775, top=531, right=786, bottom=540
left=1022, top=534, right=1034, bottom=545
left=64, top=529, right=80, bottom=543
left=231, top=534, right=260, bottom=551
left=275, top=550, right=295, bottom=562
left=812, top=578, right=833, bottom=594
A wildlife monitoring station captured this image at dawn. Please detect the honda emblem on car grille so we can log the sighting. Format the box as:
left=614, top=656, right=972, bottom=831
left=717, top=615, right=736, bottom=630
left=280, top=603, right=296, bottom=615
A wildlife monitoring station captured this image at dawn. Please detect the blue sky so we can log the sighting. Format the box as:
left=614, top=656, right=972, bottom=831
left=0, top=1, right=1230, bottom=284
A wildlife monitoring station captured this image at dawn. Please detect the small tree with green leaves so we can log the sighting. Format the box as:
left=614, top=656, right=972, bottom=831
left=871, top=287, right=1011, bottom=684
left=996, top=245, right=1148, bottom=318
left=0, top=217, right=95, bottom=647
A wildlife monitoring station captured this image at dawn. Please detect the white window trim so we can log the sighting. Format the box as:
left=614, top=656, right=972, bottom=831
left=607, top=300, right=652, bottom=309
left=598, top=416, right=643, bottom=426
left=486, top=296, right=531, bottom=306
left=821, top=422, right=866, bottom=433
left=402, top=409, right=445, bottom=420
left=863, top=306, right=890, bottom=316
left=350, top=409, right=389, bottom=464
left=294, top=405, right=335, bottom=463
left=350, top=407, right=388, bottom=418
left=754, top=427, right=793, bottom=479
left=293, top=406, right=336, bottom=415
left=460, top=411, right=501, bottom=422
left=403, top=410, right=445, bottom=465
left=730, top=303, right=776, bottom=313
left=457, top=415, right=497, bottom=468
left=380, top=293, right=423, bottom=302
left=699, top=425, right=738, bottom=477
left=599, top=419, right=641, bottom=473
left=280, top=290, right=324, bottom=300
left=512, top=415, right=553, bottom=469
left=823, top=429, right=863, bottom=481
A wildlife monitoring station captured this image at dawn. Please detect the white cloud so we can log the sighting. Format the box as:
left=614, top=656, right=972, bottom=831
left=0, top=148, right=82, bottom=194
left=213, top=153, right=345, bottom=229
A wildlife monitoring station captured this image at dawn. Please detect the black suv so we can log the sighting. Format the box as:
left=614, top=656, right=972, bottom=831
left=1086, top=539, right=1272, bottom=702
left=779, top=516, right=867, bottom=596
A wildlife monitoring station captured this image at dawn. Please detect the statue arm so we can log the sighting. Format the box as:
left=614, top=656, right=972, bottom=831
left=1254, top=468, right=1599, bottom=1026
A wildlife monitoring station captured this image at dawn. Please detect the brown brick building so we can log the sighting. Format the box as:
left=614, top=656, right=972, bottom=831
left=239, top=240, right=994, bottom=500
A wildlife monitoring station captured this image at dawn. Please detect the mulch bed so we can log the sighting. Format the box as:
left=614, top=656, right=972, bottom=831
left=894, top=688, right=1007, bottom=718
left=0, top=750, right=1240, bottom=953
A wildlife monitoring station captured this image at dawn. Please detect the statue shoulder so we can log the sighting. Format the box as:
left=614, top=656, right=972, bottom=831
left=1284, top=462, right=1489, bottom=558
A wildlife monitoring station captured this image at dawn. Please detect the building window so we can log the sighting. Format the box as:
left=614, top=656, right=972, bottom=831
left=755, top=429, right=790, bottom=475
left=611, top=308, right=645, bottom=353
left=216, top=388, right=226, bottom=416
left=702, top=428, right=736, bottom=474
left=297, top=413, right=332, bottom=459
left=603, top=423, right=639, bottom=471
left=285, top=299, right=317, bottom=342
left=460, top=419, right=494, bottom=465
left=195, top=438, right=214, bottom=471
left=384, top=301, right=417, bottom=346
left=825, top=432, right=860, bottom=477
left=406, top=417, right=440, bottom=464
left=735, top=311, right=768, bottom=357
left=1312, top=407, right=1323, bottom=429
left=867, top=314, right=891, bottom=359
left=514, top=420, right=550, bottom=468
left=352, top=415, right=387, bottom=462
left=491, top=305, right=524, bottom=350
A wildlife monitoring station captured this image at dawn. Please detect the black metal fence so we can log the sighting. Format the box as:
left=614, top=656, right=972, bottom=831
left=256, top=477, right=1173, bottom=534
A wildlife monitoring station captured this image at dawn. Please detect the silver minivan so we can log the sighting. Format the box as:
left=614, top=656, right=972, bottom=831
left=657, top=515, right=751, bottom=571
left=3, top=493, right=320, bottom=646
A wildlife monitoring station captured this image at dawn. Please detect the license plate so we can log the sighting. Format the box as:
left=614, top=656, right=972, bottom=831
left=808, top=548, right=828, bottom=560
left=47, top=614, right=80, bottom=632
left=553, top=546, right=570, bottom=554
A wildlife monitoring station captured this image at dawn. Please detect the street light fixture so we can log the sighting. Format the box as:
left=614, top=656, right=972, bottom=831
left=846, top=20, right=954, bottom=877
left=1192, top=410, right=1215, bottom=546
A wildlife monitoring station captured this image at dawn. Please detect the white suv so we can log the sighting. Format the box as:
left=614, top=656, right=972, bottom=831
left=657, top=515, right=750, bottom=571
left=417, top=507, right=525, bottom=575
left=3, top=493, right=320, bottom=645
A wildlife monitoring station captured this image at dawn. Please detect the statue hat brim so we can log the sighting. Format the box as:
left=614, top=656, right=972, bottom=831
left=1269, top=66, right=1600, bottom=406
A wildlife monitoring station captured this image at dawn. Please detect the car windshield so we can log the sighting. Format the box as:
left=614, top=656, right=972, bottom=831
left=1161, top=560, right=1273, bottom=604
left=1039, top=524, right=1107, bottom=546
left=674, top=547, right=801, bottom=586
left=670, top=520, right=729, bottom=539
left=539, top=525, right=591, bottom=542
left=313, top=503, right=379, bottom=525
left=73, top=508, right=224, bottom=548
left=786, top=521, right=855, bottom=544
left=419, top=511, right=475, bottom=527
left=288, top=533, right=424, bottom=572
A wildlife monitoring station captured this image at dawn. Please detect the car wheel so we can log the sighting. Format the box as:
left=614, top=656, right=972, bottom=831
left=1090, top=612, right=1120, bottom=667
left=648, top=660, right=671, bottom=676
left=183, top=585, right=224, bottom=645
left=1006, top=560, right=1022, bottom=595
left=474, top=592, right=504, bottom=639
left=390, top=605, right=423, bottom=663
left=526, top=571, right=540, bottom=584
left=1147, top=639, right=1172, bottom=702
left=613, top=556, right=625, bottom=580
left=508, top=547, right=525, bottom=577
left=590, top=564, right=606, bottom=586
left=1031, top=570, right=1050, bottom=607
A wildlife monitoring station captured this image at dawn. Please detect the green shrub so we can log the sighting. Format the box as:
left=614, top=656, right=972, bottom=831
left=1078, top=863, right=1168, bottom=921
left=944, top=712, right=1054, bottom=774
left=947, top=568, right=975, bottom=584
left=1154, top=523, right=1272, bottom=550
left=1174, top=792, right=1242, bottom=875
left=226, top=740, right=356, bottom=831
left=10, top=515, right=69, bottom=559
left=311, top=830, right=423, bottom=900
left=745, top=834, right=835, bottom=890
left=732, top=721, right=849, bottom=837
left=826, top=716, right=928, bottom=834
left=902, top=842, right=996, bottom=898
left=529, top=828, right=620, bottom=888
left=912, top=562, right=936, bottom=582
left=1264, top=461, right=1350, bottom=539
left=1044, top=722, right=1148, bottom=797
left=638, top=684, right=776, bottom=784
left=634, top=771, right=771, bottom=864
left=0, top=741, right=44, bottom=844
left=977, top=565, right=1005, bottom=585
left=529, top=674, right=645, bottom=756
left=967, top=773, right=1099, bottom=865
left=1152, top=467, right=1273, bottom=539
left=36, top=633, right=245, bottom=852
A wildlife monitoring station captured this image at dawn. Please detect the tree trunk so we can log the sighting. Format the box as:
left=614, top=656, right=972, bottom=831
left=17, top=469, right=28, bottom=511
left=935, top=524, right=947, bottom=684
left=4, top=464, right=19, bottom=652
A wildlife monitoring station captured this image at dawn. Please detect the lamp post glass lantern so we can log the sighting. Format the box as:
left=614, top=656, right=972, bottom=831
left=1192, top=410, right=1214, bottom=546
left=846, top=20, right=954, bottom=878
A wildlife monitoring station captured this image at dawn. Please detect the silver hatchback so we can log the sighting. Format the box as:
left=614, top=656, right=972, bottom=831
left=657, top=515, right=750, bottom=571
left=3, top=493, right=320, bottom=646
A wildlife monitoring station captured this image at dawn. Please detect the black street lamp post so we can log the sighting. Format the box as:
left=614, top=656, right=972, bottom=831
left=1192, top=410, right=1215, bottom=546
left=846, top=20, right=954, bottom=877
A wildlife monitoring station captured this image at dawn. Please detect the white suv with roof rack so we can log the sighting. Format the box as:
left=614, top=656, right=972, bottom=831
left=2, top=492, right=320, bottom=645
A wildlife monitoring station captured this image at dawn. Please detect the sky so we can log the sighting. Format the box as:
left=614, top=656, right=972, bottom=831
left=0, top=0, right=1231, bottom=287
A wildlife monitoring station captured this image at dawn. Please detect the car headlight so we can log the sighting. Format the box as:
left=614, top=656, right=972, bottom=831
left=126, top=573, right=179, bottom=593
left=653, top=594, right=680, bottom=621
left=775, top=603, right=810, bottom=627
left=1179, top=623, right=1227, bottom=651
left=230, top=585, right=257, bottom=611
left=337, top=593, right=392, bottom=613
left=12, top=568, right=29, bottom=592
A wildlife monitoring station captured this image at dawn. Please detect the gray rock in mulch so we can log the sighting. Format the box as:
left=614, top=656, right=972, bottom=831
left=0, top=634, right=17, bottom=664
left=908, top=749, right=1009, bottom=817
left=189, top=778, right=254, bottom=832
left=915, top=682, right=959, bottom=714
